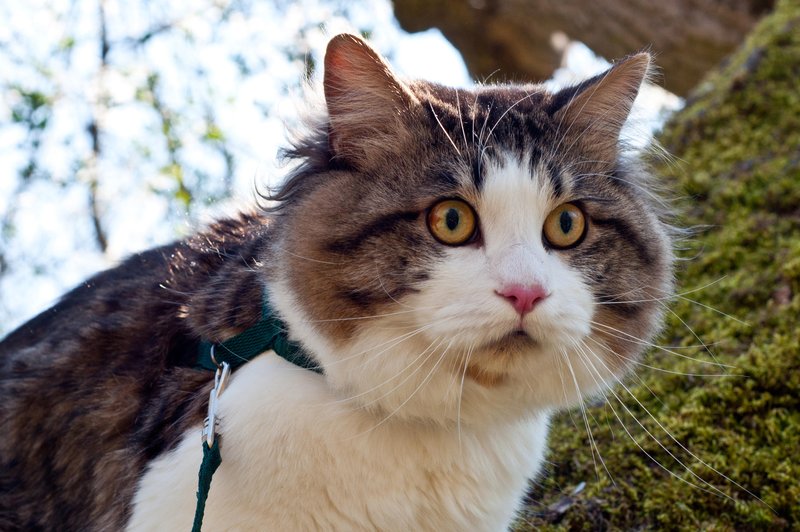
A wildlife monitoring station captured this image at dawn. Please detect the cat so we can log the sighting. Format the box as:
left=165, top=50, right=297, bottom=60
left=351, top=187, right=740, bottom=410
left=0, top=33, right=673, bottom=531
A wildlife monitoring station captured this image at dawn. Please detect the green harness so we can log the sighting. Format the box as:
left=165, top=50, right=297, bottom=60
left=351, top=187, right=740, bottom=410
left=191, top=297, right=321, bottom=532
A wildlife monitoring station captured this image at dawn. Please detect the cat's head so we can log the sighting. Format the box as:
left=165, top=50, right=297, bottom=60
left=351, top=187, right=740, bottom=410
left=267, top=34, right=673, bottom=426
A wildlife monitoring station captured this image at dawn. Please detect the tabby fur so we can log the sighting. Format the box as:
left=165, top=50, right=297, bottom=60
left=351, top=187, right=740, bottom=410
left=0, top=34, right=673, bottom=530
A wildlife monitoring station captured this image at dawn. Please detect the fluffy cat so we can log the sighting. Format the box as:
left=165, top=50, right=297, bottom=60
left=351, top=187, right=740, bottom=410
left=0, top=34, right=673, bottom=530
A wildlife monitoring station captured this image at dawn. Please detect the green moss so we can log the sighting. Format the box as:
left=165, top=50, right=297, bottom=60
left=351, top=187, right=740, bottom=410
left=516, top=0, right=800, bottom=528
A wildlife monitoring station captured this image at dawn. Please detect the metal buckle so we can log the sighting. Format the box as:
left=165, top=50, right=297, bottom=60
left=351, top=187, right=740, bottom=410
left=202, top=346, right=230, bottom=446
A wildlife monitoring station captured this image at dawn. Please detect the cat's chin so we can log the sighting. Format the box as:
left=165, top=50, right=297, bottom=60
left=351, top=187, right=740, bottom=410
left=460, top=331, right=543, bottom=388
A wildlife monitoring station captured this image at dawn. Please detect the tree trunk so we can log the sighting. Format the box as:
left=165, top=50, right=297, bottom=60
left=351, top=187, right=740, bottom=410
left=393, top=0, right=774, bottom=95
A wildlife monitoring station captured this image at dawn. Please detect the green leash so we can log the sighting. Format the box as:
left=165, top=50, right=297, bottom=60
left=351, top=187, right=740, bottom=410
left=192, top=440, right=221, bottom=532
left=191, top=296, right=321, bottom=532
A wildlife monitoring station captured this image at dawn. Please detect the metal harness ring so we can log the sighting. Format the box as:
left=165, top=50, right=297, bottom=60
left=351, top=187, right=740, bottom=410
left=209, top=344, right=221, bottom=369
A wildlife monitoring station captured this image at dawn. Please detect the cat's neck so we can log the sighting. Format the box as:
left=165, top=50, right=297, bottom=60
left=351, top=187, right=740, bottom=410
left=128, top=352, right=550, bottom=531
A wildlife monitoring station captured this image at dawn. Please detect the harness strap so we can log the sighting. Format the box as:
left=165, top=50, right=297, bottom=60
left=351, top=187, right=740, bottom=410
left=191, top=292, right=321, bottom=531
left=196, top=295, right=322, bottom=374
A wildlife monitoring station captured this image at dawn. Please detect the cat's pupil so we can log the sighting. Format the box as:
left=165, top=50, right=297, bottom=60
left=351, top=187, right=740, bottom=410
left=445, top=209, right=460, bottom=231
left=559, top=211, right=572, bottom=234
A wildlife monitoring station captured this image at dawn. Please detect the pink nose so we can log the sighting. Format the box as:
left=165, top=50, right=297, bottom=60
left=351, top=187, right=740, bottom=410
left=496, top=284, right=548, bottom=315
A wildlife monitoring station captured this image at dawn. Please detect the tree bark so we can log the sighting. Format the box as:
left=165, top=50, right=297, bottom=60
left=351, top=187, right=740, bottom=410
left=393, top=0, right=773, bottom=95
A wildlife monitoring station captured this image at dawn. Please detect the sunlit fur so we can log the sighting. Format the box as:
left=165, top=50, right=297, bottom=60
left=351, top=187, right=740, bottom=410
left=127, top=35, right=674, bottom=530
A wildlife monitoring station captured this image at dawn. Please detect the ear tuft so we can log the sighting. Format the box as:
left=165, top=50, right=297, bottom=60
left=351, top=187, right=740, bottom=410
left=323, top=34, right=418, bottom=166
left=553, top=52, right=651, bottom=167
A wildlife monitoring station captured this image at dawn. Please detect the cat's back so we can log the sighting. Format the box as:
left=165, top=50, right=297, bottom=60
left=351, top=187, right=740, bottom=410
left=0, top=213, right=269, bottom=530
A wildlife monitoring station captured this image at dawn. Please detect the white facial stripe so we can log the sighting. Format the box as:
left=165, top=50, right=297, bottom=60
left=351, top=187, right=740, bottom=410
left=479, top=154, right=555, bottom=249
left=478, top=154, right=557, bottom=289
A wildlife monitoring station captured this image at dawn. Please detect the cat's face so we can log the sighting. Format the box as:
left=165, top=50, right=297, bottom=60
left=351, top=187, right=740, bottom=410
left=269, top=35, right=673, bottom=426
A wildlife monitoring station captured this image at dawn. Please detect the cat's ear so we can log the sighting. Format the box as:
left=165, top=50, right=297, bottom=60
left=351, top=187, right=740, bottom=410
left=552, top=53, right=651, bottom=167
left=324, top=33, right=418, bottom=167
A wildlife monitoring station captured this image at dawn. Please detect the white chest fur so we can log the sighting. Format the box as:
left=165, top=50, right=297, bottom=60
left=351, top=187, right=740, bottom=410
left=127, top=353, right=549, bottom=531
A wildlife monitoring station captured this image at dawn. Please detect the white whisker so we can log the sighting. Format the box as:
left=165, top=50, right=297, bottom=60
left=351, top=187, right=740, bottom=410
left=585, top=336, right=735, bottom=378
left=655, top=300, right=726, bottom=368
left=331, top=336, right=445, bottom=407
left=271, top=244, right=342, bottom=265
left=589, top=320, right=735, bottom=368
left=561, top=347, right=613, bottom=482
left=578, top=340, right=772, bottom=509
left=673, top=294, right=749, bottom=326
left=483, top=92, right=534, bottom=150
left=455, top=90, right=469, bottom=154
left=301, top=306, right=434, bottom=324
left=555, top=349, right=582, bottom=431
left=429, top=102, right=461, bottom=157
left=571, top=341, right=728, bottom=498
left=317, top=315, right=455, bottom=370
left=457, top=343, right=474, bottom=452
left=353, top=339, right=455, bottom=438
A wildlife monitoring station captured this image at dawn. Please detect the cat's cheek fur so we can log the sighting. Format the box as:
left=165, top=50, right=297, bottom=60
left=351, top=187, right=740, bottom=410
left=127, top=354, right=549, bottom=531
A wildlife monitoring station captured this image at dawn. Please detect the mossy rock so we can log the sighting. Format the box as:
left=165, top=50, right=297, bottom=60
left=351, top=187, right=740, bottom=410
left=517, top=0, right=800, bottom=529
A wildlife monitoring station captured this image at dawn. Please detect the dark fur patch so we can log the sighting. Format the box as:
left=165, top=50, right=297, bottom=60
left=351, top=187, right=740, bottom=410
left=0, top=213, right=274, bottom=530
left=546, top=160, right=564, bottom=198
left=326, top=210, right=421, bottom=254
left=590, top=216, right=655, bottom=266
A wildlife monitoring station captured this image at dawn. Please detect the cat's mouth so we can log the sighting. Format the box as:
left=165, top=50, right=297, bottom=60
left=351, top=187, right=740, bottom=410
left=483, top=329, right=538, bottom=352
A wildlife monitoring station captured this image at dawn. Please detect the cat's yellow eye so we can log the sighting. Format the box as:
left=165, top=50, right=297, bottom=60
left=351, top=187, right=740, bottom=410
left=543, top=203, right=586, bottom=249
left=427, top=199, right=477, bottom=246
